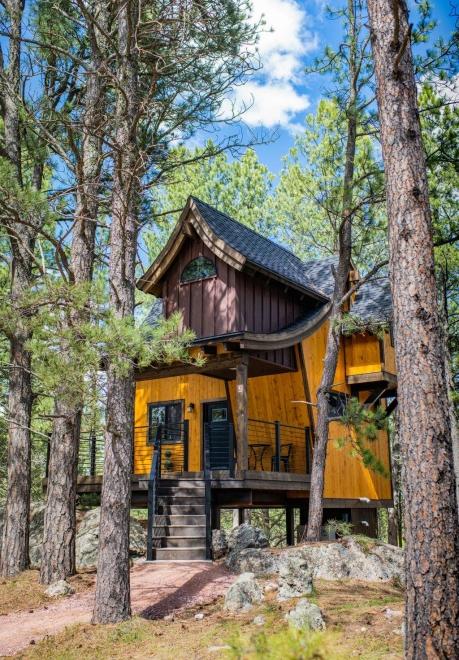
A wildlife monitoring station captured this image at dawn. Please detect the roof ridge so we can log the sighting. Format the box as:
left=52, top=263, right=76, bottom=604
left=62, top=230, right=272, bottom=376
left=191, top=196, right=307, bottom=265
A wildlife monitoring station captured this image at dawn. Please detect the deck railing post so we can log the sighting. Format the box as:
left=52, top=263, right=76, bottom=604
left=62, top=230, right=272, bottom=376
left=274, top=421, right=281, bottom=472
left=89, top=435, right=97, bottom=476
left=228, top=422, right=235, bottom=477
left=204, top=423, right=212, bottom=559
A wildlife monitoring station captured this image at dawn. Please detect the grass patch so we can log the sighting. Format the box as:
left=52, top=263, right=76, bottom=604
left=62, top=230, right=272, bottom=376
left=350, top=535, right=378, bottom=554
left=227, top=627, right=344, bottom=660
left=0, top=569, right=94, bottom=616
left=0, top=571, right=50, bottom=615
left=15, top=578, right=404, bottom=660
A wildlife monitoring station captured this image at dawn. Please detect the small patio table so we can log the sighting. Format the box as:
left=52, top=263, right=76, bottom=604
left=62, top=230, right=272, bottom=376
left=249, top=443, right=271, bottom=471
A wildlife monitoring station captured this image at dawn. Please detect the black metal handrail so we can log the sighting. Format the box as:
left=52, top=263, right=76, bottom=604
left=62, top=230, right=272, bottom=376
left=146, top=425, right=161, bottom=561
left=203, top=423, right=212, bottom=560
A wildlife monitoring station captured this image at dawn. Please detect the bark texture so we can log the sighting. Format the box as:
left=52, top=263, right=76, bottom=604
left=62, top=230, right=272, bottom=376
left=388, top=411, right=402, bottom=547
left=367, top=0, right=459, bottom=655
left=92, top=0, right=139, bottom=624
left=0, top=0, right=34, bottom=578
left=40, top=2, right=108, bottom=585
left=306, top=0, right=357, bottom=541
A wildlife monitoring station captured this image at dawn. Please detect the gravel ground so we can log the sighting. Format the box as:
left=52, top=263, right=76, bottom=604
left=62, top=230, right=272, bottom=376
left=0, top=561, right=234, bottom=657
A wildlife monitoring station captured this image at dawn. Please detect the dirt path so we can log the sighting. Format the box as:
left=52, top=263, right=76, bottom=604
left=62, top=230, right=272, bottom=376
left=0, top=562, right=234, bottom=657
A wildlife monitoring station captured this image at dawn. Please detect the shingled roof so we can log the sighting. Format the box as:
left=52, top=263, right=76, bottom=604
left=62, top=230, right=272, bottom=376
left=191, top=198, right=327, bottom=300
left=352, top=277, right=393, bottom=322
left=140, top=196, right=392, bottom=324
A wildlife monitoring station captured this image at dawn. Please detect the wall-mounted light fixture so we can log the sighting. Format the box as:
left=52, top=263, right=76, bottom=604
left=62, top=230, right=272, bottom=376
left=187, top=403, right=195, bottom=413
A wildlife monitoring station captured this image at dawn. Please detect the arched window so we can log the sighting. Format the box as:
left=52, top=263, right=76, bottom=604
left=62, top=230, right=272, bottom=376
left=181, top=256, right=216, bottom=283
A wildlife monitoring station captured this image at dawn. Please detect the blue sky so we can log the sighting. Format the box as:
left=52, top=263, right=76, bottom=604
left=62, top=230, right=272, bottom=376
left=223, top=0, right=458, bottom=175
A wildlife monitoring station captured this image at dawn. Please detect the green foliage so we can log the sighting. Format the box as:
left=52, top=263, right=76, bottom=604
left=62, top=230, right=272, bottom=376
left=144, top=143, right=275, bottom=261
left=335, top=313, right=389, bottom=340
left=271, top=88, right=386, bottom=269
left=228, top=626, right=341, bottom=660
left=351, top=535, right=377, bottom=554
left=336, top=398, right=389, bottom=477
left=324, top=519, right=353, bottom=538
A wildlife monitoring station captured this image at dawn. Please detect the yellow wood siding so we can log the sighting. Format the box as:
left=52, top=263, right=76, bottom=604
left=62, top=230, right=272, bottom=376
left=345, top=333, right=382, bottom=376
left=302, top=322, right=392, bottom=501
left=133, top=322, right=392, bottom=501
left=227, top=369, right=310, bottom=474
left=134, top=375, right=225, bottom=474
left=382, top=332, right=396, bottom=375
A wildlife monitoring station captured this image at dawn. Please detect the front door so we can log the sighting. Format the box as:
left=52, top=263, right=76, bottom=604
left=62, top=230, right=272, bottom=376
left=203, top=401, right=231, bottom=470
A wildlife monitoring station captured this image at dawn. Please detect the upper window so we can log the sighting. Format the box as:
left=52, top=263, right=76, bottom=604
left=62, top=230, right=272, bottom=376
left=181, top=256, right=216, bottom=283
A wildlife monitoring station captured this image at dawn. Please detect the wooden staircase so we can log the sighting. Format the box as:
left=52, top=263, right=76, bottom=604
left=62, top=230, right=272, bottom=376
left=151, top=477, right=209, bottom=560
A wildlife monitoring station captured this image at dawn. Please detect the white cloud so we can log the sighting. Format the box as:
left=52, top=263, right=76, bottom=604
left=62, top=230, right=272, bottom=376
left=232, top=81, right=310, bottom=129
left=233, top=0, right=318, bottom=132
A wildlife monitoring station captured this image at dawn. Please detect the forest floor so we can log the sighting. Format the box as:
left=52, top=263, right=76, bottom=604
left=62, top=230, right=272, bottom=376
left=0, top=563, right=405, bottom=659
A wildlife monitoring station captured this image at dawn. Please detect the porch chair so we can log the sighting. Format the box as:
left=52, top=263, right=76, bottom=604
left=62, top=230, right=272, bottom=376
left=271, top=443, right=293, bottom=472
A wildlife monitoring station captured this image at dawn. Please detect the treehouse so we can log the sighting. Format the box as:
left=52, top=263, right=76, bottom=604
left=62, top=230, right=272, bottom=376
left=75, top=196, right=397, bottom=561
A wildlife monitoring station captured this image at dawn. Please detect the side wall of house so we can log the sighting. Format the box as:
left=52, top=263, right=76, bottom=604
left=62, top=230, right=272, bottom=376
left=161, top=233, right=308, bottom=339
left=302, top=322, right=392, bottom=501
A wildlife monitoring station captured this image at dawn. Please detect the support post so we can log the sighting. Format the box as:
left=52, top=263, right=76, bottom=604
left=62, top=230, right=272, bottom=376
left=212, top=506, right=221, bottom=530
left=286, top=506, right=295, bottom=546
left=236, top=359, right=248, bottom=475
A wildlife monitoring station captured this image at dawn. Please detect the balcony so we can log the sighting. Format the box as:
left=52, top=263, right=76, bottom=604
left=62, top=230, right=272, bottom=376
left=75, top=419, right=313, bottom=481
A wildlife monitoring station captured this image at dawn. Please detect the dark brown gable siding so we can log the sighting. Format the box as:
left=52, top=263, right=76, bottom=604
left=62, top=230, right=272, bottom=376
left=160, top=233, right=308, bottom=342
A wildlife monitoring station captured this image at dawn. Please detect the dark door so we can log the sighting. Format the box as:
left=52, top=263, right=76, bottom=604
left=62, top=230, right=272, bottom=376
left=203, top=401, right=231, bottom=470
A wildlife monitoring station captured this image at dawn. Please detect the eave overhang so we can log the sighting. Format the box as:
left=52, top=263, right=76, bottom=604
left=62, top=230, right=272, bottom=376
left=191, top=302, right=333, bottom=351
left=136, top=196, right=329, bottom=303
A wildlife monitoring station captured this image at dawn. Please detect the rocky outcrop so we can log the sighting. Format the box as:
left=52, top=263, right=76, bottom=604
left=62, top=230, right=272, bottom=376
left=223, top=572, right=263, bottom=612
left=277, top=552, right=313, bottom=600
left=227, top=537, right=404, bottom=584
left=225, top=546, right=278, bottom=575
left=1, top=505, right=147, bottom=571
left=44, top=580, right=75, bottom=598
left=75, top=508, right=146, bottom=570
left=285, top=599, right=326, bottom=631
left=212, top=529, right=228, bottom=560
left=227, top=523, right=269, bottom=553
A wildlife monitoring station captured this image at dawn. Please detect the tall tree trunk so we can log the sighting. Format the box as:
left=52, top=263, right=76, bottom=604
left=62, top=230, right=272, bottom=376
left=40, top=2, right=108, bottom=585
left=388, top=410, right=402, bottom=546
left=306, top=0, right=357, bottom=541
left=92, top=0, right=139, bottom=624
left=0, top=0, right=34, bottom=578
left=367, top=0, right=459, bottom=655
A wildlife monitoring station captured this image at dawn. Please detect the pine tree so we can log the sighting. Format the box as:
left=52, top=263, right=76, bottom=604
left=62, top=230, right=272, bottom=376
left=367, top=0, right=459, bottom=653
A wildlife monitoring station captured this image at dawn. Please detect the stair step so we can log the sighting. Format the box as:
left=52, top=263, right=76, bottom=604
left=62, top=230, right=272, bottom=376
left=158, top=495, right=205, bottom=506
left=154, top=514, right=206, bottom=526
left=159, top=504, right=205, bottom=515
left=159, top=479, right=205, bottom=488
left=158, top=487, right=205, bottom=497
left=157, top=536, right=205, bottom=549
left=155, top=547, right=208, bottom=561
left=155, top=525, right=206, bottom=538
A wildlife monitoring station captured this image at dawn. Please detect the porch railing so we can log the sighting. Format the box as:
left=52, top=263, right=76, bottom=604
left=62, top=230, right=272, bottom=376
left=248, top=418, right=313, bottom=474
left=49, top=418, right=310, bottom=479
left=78, top=432, right=105, bottom=476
